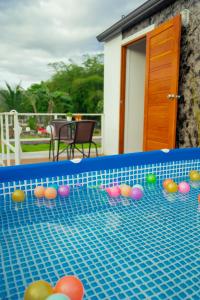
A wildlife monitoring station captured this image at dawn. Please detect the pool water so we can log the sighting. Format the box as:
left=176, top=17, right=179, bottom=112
left=0, top=180, right=200, bottom=299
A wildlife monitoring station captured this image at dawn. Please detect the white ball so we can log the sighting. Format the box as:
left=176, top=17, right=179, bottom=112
left=133, top=184, right=144, bottom=191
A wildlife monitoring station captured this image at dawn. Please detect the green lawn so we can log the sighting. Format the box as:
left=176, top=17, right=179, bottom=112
left=0, top=142, right=100, bottom=153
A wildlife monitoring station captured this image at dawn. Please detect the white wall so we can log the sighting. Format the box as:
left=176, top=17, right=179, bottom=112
left=103, top=34, right=122, bottom=155
left=124, top=40, right=146, bottom=153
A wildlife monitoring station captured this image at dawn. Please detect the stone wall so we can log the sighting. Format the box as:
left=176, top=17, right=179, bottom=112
left=123, top=0, right=200, bottom=148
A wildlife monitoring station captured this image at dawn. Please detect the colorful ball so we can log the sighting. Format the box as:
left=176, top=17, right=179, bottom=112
left=58, top=185, right=70, bottom=197
left=44, top=187, right=57, bottom=200
left=163, top=179, right=174, bottom=190
left=146, top=174, right=156, bottom=184
left=106, top=186, right=121, bottom=197
left=54, top=276, right=84, bottom=300
left=189, top=170, right=200, bottom=181
left=165, top=182, right=178, bottom=193
left=24, top=280, right=53, bottom=300
left=120, top=184, right=132, bottom=197
left=49, top=184, right=58, bottom=190
left=130, top=187, right=143, bottom=200
left=178, top=181, right=190, bottom=194
left=12, top=190, right=25, bottom=202
left=198, top=194, right=200, bottom=202
left=34, top=186, right=46, bottom=198
left=47, top=294, right=70, bottom=300
left=132, top=184, right=144, bottom=192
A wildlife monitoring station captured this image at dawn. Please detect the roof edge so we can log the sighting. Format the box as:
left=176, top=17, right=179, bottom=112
left=97, top=0, right=176, bottom=42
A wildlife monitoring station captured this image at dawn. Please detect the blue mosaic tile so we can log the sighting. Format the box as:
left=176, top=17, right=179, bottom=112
left=0, top=159, right=200, bottom=299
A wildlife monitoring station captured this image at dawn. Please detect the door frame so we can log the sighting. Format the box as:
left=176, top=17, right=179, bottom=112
left=118, top=34, right=146, bottom=154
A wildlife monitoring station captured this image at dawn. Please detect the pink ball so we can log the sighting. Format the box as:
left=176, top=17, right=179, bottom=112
left=178, top=182, right=190, bottom=194
left=106, top=186, right=121, bottom=197
left=58, top=185, right=70, bottom=197
left=130, top=187, right=143, bottom=200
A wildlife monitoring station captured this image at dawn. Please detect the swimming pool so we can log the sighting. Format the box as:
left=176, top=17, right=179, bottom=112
left=0, top=148, right=200, bottom=299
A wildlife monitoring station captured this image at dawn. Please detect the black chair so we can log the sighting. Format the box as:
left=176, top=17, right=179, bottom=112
left=49, top=119, right=73, bottom=161
left=56, top=120, right=98, bottom=161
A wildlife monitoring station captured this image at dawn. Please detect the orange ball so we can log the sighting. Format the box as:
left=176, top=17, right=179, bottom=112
left=34, top=186, right=46, bottom=198
left=54, top=276, right=84, bottom=300
left=120, top=184, right=132, bottom=197
left=163, top=179, right=174, bottom=189
left=198, top=194, right=200, bottom=202
left=44, top=187, right=57, bottom=200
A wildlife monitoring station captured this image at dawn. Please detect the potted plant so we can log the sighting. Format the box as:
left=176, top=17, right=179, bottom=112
left=66, top=112, right=73, bottom=121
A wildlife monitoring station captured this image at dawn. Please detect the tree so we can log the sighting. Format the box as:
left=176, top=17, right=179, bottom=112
left=0, top=53, right=104, bottom=114
left=0, top=82, right=25, bottom=111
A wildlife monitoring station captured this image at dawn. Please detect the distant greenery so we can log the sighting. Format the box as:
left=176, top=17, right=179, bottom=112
left=0, top=54, right=104, bottom=114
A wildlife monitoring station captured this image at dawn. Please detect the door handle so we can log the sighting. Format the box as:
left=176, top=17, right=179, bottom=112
left=167, top=94, right=181, bottom=100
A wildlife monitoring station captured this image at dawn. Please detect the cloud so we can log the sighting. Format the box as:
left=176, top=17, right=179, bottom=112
left=0, top=0, right=146, bottom=88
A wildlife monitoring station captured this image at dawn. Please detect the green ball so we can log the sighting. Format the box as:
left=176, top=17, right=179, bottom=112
left=146, top=174, right=156, bottom=184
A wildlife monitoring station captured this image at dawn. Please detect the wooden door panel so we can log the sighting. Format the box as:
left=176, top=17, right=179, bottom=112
left=149, top=65, right=172, bottom=80
left=146, top=140, right=169, bottom=151
left=148, top=78, right=172, bottom=95
left=151, top=26, right=175, bottom=45
left=150, top=38, right=175, bottom=58
left=143, top=15, right=181, bottom=151
left=148, top=93, right=170, bottom=105
left=150, top=53, right=174, bottom=70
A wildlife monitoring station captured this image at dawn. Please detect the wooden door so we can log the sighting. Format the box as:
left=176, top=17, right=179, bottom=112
left=143, top=15, right=181, bottom=151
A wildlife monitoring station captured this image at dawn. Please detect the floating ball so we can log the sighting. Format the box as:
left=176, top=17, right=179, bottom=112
left=12, top=190, right=25, bottom=202
left=106, top=186, right=121, bottom=197
left=189, top=170, right=200, bottom=181
left=120, top=184, right=132, bottom=197
left=44, top=187, right=57, bottom=200
left=47, top=294, right=70, bottom=300
left=198, top=194, right=200, bottom=202
left=34, top=186, right=46, bottom=198
left=165, top=182, right=178, bottom=193
left=58, top=185, right=70, bottom=197
left=130, top=187, right=143, bottom=200
left=24, top=280, right=53, bottom=300
left=163, top=179, right=174, bottom=190
left=133, top=184, right=144, bottom=192
left=54, top=276, right=84, bottom=300
left=49, top=184, right=58, bottom=190
left=178, top=181, right=190, bottom=194
left=146, top=174, right=156, bottom=184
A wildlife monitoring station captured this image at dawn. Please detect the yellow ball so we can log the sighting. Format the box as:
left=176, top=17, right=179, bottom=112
left=189, top=170, right=200, bottom=181
left=120, top=184, right=132, bottom=197
left=24, top=280, right=53, bottom=300
left=12, top=190, right=25, bottom=202
left=165, top=182, right=178, bottom=193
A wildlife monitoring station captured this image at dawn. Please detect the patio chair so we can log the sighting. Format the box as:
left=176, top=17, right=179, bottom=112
left=56, top=120, right=98, bottom=161
left=48, top=119, right=73, bottom=161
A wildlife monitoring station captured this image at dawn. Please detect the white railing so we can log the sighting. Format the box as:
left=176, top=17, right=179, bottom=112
left=0, top=111, right=104, bottom=166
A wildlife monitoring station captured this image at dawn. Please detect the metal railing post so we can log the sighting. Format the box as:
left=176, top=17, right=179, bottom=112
left=5, top=114, right=11, bottom=166
left=0, top=115, right=5, bottom=166
left=101, top=114, right=104, bottom=155
left=13, top=111, right=21, bottom=165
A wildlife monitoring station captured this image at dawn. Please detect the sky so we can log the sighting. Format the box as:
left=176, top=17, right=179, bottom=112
left=0, top=0, right=146, bottom=88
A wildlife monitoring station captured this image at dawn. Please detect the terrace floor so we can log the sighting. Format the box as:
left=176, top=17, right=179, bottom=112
left=9, top=148, right=101, bottom=165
